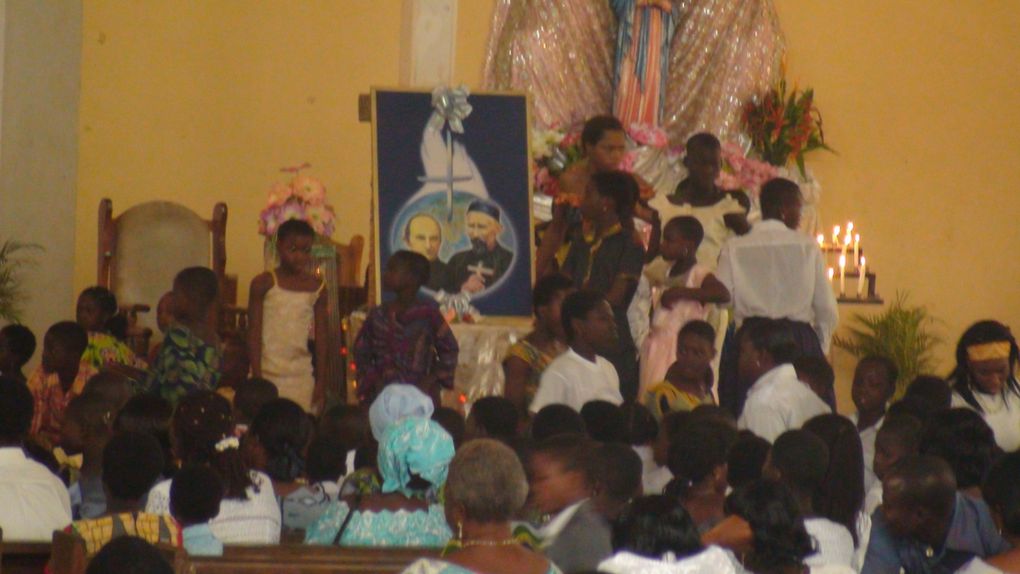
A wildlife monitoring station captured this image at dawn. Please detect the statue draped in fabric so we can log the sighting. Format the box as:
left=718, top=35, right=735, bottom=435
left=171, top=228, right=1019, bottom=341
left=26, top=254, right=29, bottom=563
left=611, top=0, right=681, bottom=128
left=482, top=0, right=784, bottom=145
left=482, top=0, right=616, bottom=130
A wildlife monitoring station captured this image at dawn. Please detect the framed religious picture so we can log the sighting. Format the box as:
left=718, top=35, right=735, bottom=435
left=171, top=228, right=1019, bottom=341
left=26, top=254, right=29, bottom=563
left=370, top=87, right=533, bottom=317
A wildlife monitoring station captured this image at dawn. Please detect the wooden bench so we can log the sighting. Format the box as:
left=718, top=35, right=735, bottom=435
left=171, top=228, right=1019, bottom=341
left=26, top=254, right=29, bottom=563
left=175, top=545, right=440, bottom=574
left=0, top=541, right=51, bottom=574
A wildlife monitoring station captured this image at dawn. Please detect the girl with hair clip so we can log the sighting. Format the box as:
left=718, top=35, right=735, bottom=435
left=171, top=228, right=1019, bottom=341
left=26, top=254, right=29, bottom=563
left=664, top=418, right=737, bottom=534
left=76, top=286, right=147, bottom=371
left=948, top=320, right=1020, bottom=452
left=144, top=391, right=281, bottom=544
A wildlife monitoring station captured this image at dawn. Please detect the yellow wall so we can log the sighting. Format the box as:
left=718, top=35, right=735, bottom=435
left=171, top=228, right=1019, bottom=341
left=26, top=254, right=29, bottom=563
left=78, top=1, right=1020, bottom=405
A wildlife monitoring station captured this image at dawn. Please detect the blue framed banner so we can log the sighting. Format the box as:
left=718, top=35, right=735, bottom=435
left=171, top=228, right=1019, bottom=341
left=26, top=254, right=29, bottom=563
left=371, top=88, right=533, bottom=317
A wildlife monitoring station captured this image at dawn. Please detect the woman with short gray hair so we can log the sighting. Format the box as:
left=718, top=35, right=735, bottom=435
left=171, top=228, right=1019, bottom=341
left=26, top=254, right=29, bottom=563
left=403, top=439, right=560, bottom=574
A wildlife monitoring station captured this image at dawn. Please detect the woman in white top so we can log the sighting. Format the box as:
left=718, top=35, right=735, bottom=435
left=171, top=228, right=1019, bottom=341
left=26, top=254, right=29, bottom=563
left=948, top=320, right=1020, bottom=452
left=146, top=391, right=281, bottom=544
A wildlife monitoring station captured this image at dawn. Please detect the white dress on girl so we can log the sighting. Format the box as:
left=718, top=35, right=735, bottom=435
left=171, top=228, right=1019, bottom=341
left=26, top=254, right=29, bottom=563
left=951, top=388, right=1020, bottom=452
left=638, top=257, right=711, bottom=397
left=649, top=193, right=745, bottom=271
left=261, top=271, right=323, bottom=411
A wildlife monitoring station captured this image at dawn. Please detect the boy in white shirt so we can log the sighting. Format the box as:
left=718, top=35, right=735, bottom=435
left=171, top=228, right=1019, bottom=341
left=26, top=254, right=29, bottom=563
left=736, top=319, right=830, bottom=442
left=716, top=177, right=838, bottom=417
left=531, top=290, right=624, bottom=413
left=0, top=375, right=72, bottom=540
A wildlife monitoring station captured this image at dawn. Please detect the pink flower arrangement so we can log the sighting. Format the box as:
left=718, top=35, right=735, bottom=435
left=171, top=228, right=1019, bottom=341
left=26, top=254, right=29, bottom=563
left=258, top=167, right=336, bottom=237
left=718, top=142, right=781, bottom=200
left=627, top=124, right=669, bottom=148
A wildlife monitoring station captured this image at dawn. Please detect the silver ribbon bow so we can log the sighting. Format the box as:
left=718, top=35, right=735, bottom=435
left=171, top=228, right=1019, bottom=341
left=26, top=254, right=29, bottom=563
left=427, top=85, right=472, bottom=134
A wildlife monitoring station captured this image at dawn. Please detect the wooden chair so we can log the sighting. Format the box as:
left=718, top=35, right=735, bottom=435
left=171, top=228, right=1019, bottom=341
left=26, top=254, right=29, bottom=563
left=0, top=535, right=51, bottom=574
left=97, top=198, right=238, bottom=353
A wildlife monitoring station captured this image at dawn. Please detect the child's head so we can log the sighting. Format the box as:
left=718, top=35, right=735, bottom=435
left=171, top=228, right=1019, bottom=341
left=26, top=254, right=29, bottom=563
left=873, top=413, right=923, bottom=481
left=653, top=410, right=691, bottom=467
left=275, top=219, right=315, bottom=273
left=581, top=115, right=626, bottom=172
left=530, top=403, right=585, bottom=441
left=737, top=318, right=798, bottom=385
left=759, top=178, right=803, bottom=230
left=802, top=414, right=865, bottom=541
left=666, top=418, right=737, bottom=497
left=581, top=171, right=638, bottom=224
left=319, top=404, right=370, bottom=451
left=0, top=375, right=33, bottom=445
left=383, top=250, right=430, bottom=293
left=114, top=394, right=174, bottom=477
left=764, top=430, right=829, bottom=499
left=852, top=355, right=898, bottom=415
left=83, top=371, right=135, bottom=413
left=793, top=356, right=835, bottom=406
left=76, top=286, right=119, bottom=333
left=560, top=289, right=617, bottom=352
left=233, top=377, right=279, bottom=426
left=305, top=435, right=348, bottom=483
left=620, top=402, right=658, bottom=447
left=156, top=291, right=175, bottom=334
left=951, top=320, right=1019, bottom=403
left=61, top=391, right=115, bottom=455
left=85, top=536, right=173, bottom=574
left=432, top=407, right=466, bottom=450
left=465, top=396, right=518, bottom=443
left=528, top=433, right=596, bottom=515
left=672, top=320, right=716, bottom=385
left=879, top=455, right=957, bottom=541
left=41, top=321, right=88, bottom=376
left=727, top=430, right=771, bottom=490
left=919, top=408, right=996, bottom=490
left=724, top=480, right=813, bottom=572
left=532, top=273, right=575, bottom=338
left=902, top=375, right=951, bottom=418
left=660, top=216, right=704, bottom=263
left=613, top=495, right=702, bottom=559
left=249, top=398, right=314, bottom=482
left=682, top=133, right=722, bottom=191
left=0, top=324, right=35, bottom=373
left=172, top=391, right=252, bottom=499
left=102, top=430, right=165, bottom=506
left=591, top=442, right=643, bottom=520
left=170, top=463, right=223, bottom=527
left=580, top=400, right=625, bottom=443
left=172, top=267, right=219, bottom=324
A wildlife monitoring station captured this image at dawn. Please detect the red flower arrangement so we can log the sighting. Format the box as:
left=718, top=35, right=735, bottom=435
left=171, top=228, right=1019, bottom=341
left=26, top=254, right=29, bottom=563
left=743, top=77, right=833, bottom=177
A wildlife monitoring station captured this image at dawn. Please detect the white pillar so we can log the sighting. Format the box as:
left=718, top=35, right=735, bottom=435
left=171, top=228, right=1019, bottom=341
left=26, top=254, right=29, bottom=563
left=400, top=0, right=458, bottom=87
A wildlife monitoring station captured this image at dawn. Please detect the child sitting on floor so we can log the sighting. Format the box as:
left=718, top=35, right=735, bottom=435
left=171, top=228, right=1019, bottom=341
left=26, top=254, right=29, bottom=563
left=282, top=434, right=346, bottom=532
left=864, top=412, right=923, bottom=516
left=114, top=394, right=175, bottom=479
left=0, top=323, right=36, bottom=383
left=639, top=216, right=729, bottom=395
left=353, top=250, right=459, bottom=406
left=645, top=320, right=717, bottom=420
left=850, top=355, right=898, bottom=494
left=247, top=220, right=327, bottom=413
left=68, top=430, right=180, bottom=557
left=61, top=392, right=115, bottom=519
left=171, top=464, right=224, bottom=556
left=145, top=267, right=222, bottom=406
left=28, top=321, right=97, bottom=448
left=76, top=286, right=146, bottom=371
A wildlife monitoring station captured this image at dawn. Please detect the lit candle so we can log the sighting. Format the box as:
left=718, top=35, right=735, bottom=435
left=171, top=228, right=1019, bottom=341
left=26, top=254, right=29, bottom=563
left=853, top=234, right=861, bottom=267
left=847, top=221, right=854, bottom=235
left=828, top=267, right=834, bottom=283
left=858, top=256, right=867, bottom=298
left=839, top=254, right=846, bottom=296
left=842, top=232, right=851, bottom=261
left=817, top=234, right=825, bottom=249
left=832, top=225, right=841, bottom=245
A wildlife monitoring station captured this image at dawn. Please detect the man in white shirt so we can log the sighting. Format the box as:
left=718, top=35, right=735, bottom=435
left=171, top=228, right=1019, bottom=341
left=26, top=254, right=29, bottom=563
left=736, top=319, right=830, bottom=442
left=531, top=290, right=624, bottom=413
left=716, top=178, right=838, bottom=416
left=0, top=375, right=72, bottom=541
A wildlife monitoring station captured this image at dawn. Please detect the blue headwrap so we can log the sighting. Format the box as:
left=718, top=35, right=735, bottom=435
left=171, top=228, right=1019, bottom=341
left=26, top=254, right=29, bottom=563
left=378, top=417, right=455, bottom=497
left=368, top=383, right=435, bottom=441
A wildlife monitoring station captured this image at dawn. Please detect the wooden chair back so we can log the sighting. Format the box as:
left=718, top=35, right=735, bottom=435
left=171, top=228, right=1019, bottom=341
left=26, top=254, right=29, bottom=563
left=176, top=545, right=438, bottom=574
left=0, top=538, right=51, bottom=574
left=48, top=531, right=86, bottom=574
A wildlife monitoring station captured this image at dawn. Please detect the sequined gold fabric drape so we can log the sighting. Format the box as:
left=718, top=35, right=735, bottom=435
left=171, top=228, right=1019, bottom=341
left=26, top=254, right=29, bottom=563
left=483, top=0, right=785, bottom=145
left=482, top=0, right=616, bottom=129
left=663, top=0, right=785, bottom=143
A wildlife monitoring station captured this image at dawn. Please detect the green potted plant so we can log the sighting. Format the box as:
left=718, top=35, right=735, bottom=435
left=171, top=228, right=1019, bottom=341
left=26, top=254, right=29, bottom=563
left=833, top=292, right=941, bottom=396
left=0, top=240, right=42, bottom=323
